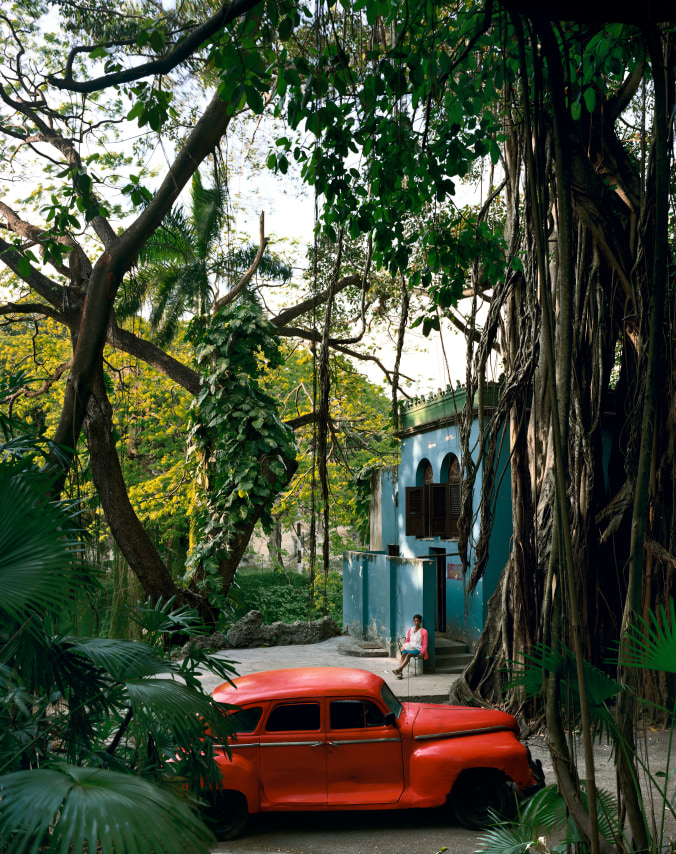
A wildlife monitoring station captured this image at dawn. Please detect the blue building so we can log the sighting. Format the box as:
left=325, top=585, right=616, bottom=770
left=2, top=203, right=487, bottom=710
left=343, top=383, right=512, bottom=669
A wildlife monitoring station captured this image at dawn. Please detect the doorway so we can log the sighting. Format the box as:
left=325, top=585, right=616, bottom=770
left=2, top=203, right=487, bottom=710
left=429, top=547, right=447, bottom=633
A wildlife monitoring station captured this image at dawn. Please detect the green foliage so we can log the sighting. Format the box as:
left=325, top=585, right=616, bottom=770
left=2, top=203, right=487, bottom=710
left=262, top=341, right=397, bottom=539
left=267, top=1, right=507, bottom=310
left=0, top=458, right=93, bottom=634
left=619, top=599, right=676, bottom=675
left=0, top=437, right=245, bottom=853
left=185, top=301, right=297, bottom=603
left=506, top=604, right=676, bottom=853
left=475, top=785, right=585, bottom=854
left=0, top=766, right=212, bottom=854
left=0, top=315, right=194, bottom=585
left=507, top=644, right=625, bottom=721
left=119, top=171, right=227, bottom=345
left=126, top=595, right=206, bottom=649
left=507, top=644, right=624, bottom=741
left=227, top=569, right=343, bottom=626
left=353, top=463, right=380, bottom=545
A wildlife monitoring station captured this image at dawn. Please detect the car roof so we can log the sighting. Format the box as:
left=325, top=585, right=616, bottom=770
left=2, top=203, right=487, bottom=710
left=212, top=667, right=387, bottom=705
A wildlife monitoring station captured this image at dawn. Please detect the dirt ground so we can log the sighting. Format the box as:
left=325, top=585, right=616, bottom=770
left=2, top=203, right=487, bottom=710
left=212, top=728, right=676, bottom=854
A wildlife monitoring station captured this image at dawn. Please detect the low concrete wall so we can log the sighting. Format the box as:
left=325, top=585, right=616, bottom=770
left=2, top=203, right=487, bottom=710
left=343, top=550, right=436, bottom=666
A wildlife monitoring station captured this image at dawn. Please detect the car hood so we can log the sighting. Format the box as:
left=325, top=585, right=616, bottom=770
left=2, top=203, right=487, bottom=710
left=405, top=703, right=520, bottom=741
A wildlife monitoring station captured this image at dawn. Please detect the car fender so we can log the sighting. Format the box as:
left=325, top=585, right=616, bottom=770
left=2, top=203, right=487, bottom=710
left=214, top=749, right=262, bottom=812
left=404, top=731, right=533, bottom=805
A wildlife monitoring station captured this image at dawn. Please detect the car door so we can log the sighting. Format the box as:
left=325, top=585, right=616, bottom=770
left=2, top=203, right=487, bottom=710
left=325, top=697, right=404, bottom=805
left=259, top=699, right=326, bottom=806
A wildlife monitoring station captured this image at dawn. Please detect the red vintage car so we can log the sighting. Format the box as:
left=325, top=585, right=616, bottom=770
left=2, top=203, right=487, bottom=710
left=206, top=667, right=543, bottom=839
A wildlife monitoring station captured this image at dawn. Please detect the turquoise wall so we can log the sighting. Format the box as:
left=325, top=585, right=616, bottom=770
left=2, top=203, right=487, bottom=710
left=344, top=387, right=512, bottom=652
left=343, top=551, right=436, bottom=665
left=378, top=416, right=511, bottom=647
left=379, top=466, right=399, bottom=551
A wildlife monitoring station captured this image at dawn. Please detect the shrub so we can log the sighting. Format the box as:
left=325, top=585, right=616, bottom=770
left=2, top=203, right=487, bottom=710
left=226, top=570, right=343, bottom=626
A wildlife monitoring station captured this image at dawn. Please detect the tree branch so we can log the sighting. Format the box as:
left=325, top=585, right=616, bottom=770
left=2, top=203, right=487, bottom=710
left=0, top=87, right=117, bottom=249
left=5, top=361, right=72, bottom=404
left=609, top=61, right=645, bottom=121
left=276, top=325, right=414, bottom=390
left=0, top=201, right=92, bottom=279
left=284, top=412, right=319, bottom=429
left=48, top=0, right=265, bottom=93
left=106, top=322, right=201, bottom=395
left=0, top=302, right=68, bottom=324
left=0, top=237, right=67, bottom=309
left=212, top=211, right=268, bottom=311
left=271, top=274, right=361, bottom=328
left=52, top=88, right=235, bottom=472
left=645, top=537, right=676, bottom=569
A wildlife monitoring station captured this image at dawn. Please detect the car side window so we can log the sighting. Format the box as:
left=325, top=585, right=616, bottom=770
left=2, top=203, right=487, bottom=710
left=364, top=700, right=386, bottom=728
left=229, top=706, right=263, bottom=733
left=265, top=702, right=320, bottom=732
left=330, top=700, right=386, bottom=729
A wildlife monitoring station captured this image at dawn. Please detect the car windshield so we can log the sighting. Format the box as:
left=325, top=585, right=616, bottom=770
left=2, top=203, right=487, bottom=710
left=380, top=683, right=403, bottom=718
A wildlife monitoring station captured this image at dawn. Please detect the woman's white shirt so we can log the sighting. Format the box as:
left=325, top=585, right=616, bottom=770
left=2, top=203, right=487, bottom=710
left=408, top=627, right=423, bottom=649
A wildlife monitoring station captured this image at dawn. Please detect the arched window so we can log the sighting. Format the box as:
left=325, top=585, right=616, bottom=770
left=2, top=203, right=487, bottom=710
left=415, top=458, right=433, bottom=487
left=407, top=459, right=432, bottom=536
left=406, top=453, right=462, bottom=540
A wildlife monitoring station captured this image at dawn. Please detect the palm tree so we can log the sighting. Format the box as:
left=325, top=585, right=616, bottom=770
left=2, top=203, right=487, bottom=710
left=118, top=170, right=292, bottom=347
left=0, top=424, right=240, bottom=854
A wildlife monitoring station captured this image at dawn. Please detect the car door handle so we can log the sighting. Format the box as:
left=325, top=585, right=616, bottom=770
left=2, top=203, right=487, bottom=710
left=309, top=741, right=324, bottom=748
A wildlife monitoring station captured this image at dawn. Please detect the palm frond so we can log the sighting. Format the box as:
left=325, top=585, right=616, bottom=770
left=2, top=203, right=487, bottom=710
left=190, top=170, right=225, bottom=260
left=474, top=823, right=534, bottom=854
left=63, top=637, right=170, bottom=681
left=517, top=784, right=570, bottom=830
left=0, top=765, right=214, bottom=854
left=475, top=786, right=591, bottom=854
left=179, top=644, right=239, bottom=688
left=222, top=243, right=293, bottom=284
left=126, top=595, right=205, bottom=646
left=579, top=783, right=624, bottom=848
left=620, top=600, right=676, bottom=674
left=0, top=468, right=91, bottom=629
left=124, top=679, right=234, bottom=746
left=507, top=644, right=623, bottom=740
left=115, top=275, right=148, bottom=321
left=149, top=267, right=188, bottom=334
left=139, top=208, right=193, bottom=266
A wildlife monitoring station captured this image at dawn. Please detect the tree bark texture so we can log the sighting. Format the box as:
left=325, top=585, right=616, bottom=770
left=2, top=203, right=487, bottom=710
left=451, top=20, right=676, bottom=732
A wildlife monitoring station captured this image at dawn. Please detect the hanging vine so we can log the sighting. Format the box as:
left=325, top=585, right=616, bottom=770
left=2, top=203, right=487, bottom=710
left=184, top=301, right=297, bottom=608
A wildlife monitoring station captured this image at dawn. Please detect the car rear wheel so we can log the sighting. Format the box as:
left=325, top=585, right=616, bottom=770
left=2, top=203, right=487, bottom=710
left=202, top=789, right=248, bottom=840
left=449, top=769, right=515, bottom=830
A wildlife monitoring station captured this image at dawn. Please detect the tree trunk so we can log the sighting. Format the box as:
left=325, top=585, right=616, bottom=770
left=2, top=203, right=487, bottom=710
left=267, top=516, right=285, bottom=569
left=83, top=368, right=182, bottom=603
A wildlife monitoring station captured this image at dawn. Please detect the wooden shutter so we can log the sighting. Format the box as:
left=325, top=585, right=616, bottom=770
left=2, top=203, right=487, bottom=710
left=405, top=487, right=426, bottom=537
left=429, top=483, right=450, bottom=537
left=449, top=460, right=462, bottom=538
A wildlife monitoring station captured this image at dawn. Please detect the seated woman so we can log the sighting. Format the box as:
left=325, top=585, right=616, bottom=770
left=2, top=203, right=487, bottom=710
left=393, top=614, right=428, bottom=678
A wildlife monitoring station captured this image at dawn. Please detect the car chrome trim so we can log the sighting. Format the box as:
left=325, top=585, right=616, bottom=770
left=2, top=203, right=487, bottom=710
left=414, top=725, right=510, bottom=741
left=215, top=743, right=258, bottom=749
left=260, top=740, right=324, bottom=747
left=327, top=738, right=401, bottom=745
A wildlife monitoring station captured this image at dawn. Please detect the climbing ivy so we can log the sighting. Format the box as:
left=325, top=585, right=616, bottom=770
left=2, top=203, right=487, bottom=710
left=184, top=301, right=297, bottom=604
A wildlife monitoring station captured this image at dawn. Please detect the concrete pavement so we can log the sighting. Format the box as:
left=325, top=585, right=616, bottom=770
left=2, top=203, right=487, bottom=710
left=200, top=635, right=460, bottom=703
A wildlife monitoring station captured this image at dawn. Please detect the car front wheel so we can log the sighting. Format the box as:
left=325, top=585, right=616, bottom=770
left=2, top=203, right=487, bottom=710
left=203, top=789, right=248, bottom=840
left=449, top=769, right=515, bottom=830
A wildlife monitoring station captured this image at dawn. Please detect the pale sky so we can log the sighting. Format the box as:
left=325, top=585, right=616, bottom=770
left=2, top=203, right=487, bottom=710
left=232, top=160, right=494, bottom=396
